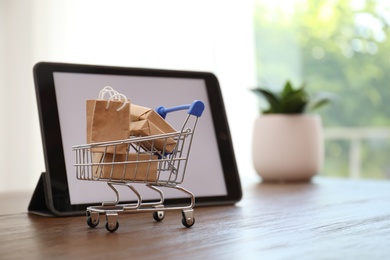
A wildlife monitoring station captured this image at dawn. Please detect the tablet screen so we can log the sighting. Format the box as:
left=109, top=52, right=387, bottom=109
left=54, top=72, right=227, bottom=204
left=33, top=62, right=241, bottom=214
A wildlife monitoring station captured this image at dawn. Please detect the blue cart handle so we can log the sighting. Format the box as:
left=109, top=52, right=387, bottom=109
left=155, top=100, right=205, bottom=119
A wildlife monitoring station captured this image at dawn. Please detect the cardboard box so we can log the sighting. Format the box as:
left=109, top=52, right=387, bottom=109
left=130, top=104, right=177, bottom=153
left=130, top=120, right=177, bottom=153
left=92, top=152, right=158, bottom=182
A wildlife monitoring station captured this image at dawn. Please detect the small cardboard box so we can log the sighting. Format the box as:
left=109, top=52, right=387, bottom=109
left=130, top=104, right=177, bottom=153
left=92, top=152, right=158, bottom=182
left=130, top=120, right=176, bottom=153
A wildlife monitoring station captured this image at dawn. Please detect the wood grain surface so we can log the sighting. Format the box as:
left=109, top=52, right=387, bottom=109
left=1, top=176, right=390, bottom=259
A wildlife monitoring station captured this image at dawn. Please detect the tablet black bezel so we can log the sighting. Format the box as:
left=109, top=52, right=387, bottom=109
left=33, top=62, right=242, bottom=216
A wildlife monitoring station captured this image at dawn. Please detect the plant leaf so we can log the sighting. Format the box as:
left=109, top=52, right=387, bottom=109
left=305, top=92, right=336, bottom=112
left=281, top=81, right=294, bottom=99
left=281, top=90, right=308, bottom=114
left=251, top=88, right=281, bottom=113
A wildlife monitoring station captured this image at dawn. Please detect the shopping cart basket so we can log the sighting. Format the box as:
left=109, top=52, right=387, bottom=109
left=72, top=100, right=205, bottom=232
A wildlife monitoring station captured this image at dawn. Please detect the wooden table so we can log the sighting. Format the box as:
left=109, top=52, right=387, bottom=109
left=1, top=176, right=390, bottom=259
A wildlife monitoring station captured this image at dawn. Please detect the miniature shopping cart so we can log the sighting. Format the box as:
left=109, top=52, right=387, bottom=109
left=72, top=100, right=205, bottom=232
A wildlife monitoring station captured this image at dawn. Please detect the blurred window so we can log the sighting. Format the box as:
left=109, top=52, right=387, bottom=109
left=254, top=0, right=390, bottom=179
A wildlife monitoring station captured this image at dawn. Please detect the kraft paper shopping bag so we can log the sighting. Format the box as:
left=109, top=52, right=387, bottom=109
left=87, top=94, right=131, bottom=154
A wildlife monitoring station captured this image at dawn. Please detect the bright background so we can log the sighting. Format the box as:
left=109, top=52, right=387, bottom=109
left=2, top=0, right=390, bottom=192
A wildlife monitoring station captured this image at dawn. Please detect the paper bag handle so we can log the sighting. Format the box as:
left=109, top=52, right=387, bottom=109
left=155, top=100, right=205, bottom=119
left=99, top=86, right=119, bottom=99
left=106, top=93, right=129, bottom=111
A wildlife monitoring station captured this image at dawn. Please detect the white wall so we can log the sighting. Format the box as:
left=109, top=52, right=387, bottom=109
left=0, top=0, right=44, bottom=192
left=0, top=0, right=257, bottom=192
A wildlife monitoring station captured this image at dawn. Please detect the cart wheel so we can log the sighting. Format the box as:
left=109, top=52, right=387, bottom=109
left=182, top=216, right=195, bottom=228
left=105, top=221, right=119, bottom=232
left=87, top=216, right=99, bottom=228
left=153, top=211, right=165, bottom=222
left=181, top=209, right=195, bottom=228
left=86, top=211, right=99, bottom=228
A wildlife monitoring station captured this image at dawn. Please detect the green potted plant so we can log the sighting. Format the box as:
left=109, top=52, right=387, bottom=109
left=251, top=81, right=333, bottom=182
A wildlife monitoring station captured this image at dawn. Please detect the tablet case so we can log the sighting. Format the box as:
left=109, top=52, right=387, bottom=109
left=28, top=172, right=58, bottom=216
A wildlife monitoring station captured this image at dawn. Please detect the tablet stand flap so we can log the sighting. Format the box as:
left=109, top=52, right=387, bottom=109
left=28, top=172, right=55, bottom=216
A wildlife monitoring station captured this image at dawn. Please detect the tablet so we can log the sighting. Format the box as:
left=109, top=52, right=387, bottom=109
left=29, top=62, right=242, bottom=216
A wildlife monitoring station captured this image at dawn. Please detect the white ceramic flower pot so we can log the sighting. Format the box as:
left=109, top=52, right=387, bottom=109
left=252, top=114, right=324, bottom=182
